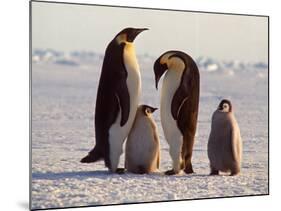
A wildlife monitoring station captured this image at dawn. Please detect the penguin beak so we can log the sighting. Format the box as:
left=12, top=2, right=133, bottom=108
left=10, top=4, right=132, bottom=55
left=143, top=105, right=158, bottom=115
left=154, top=58, right=168, bottom=90
left=137, top=28, right=149, bottom=33
left=128, top=28, right=149, bottom=42
left=150, top=107, right=158, bottom=113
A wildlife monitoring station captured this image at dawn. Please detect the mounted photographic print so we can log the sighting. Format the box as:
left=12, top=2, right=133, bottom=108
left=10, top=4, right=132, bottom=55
left=30, top=0, right=269, bottom=210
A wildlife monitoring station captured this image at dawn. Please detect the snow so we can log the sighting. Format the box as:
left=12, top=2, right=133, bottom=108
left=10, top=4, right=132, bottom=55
left=31, top=50, right=268, bottom=210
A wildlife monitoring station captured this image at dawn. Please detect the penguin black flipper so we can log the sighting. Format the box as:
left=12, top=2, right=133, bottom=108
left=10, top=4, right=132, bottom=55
left=171, top=58, right=199, bottom=134
left=115, top=76, right=130, bottom=127
left=171, top=68, right=190, bottom=122
left=114, top=42, right=130, bottom=127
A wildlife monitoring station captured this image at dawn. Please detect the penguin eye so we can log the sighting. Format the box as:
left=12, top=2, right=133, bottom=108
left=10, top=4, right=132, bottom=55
left=223, top=104, right=229, bottom=111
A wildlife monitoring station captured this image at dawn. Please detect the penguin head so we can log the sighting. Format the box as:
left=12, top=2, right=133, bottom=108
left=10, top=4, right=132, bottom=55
left=115, top=27, right=148, bottom=44
left=140, top=104, right=158, bottom=116
left=154, top=51, right=187, bottom=89
left=218, top=99, right=232, bottom=112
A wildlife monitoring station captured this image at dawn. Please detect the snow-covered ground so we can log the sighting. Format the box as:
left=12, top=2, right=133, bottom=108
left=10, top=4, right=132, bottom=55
left=31, top=50, right=268, bottom=210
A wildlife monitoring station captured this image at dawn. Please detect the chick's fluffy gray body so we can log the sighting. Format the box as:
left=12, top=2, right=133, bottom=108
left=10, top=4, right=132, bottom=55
left=125, top=106, right=160, bottom=174
left=208, top=110, right=242, bottom=175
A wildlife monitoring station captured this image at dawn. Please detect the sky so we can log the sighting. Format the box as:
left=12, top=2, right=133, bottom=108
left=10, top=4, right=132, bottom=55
left=32, top=1, right=268, bottom=62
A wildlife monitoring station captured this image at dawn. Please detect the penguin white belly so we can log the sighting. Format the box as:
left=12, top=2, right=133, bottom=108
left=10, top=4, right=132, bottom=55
left=108, top=43, right=141, bottom=172
left=160, top=69, right=183, bottom=171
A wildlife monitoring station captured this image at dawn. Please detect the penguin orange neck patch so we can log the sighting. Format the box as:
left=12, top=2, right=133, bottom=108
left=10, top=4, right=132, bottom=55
left=116, top=34, right=128, bottom=45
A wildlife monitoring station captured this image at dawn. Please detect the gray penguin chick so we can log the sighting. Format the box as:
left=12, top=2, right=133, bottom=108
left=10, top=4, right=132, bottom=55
left=208, top=99, right=242, bottom=176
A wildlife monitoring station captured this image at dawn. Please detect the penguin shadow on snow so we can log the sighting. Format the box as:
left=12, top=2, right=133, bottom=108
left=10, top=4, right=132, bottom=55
left=32, top=170, right=168, bottom=181
left=32, top=170, right=114, bottom=181
left=32, top=168, right=234, bottom=181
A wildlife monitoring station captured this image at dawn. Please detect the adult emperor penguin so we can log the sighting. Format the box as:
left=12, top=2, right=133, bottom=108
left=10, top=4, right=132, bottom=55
left=154, top=50, right=200, bottom=175
left=208, top=99, right=242, bottom=176
left=125, top=105, right=160, bottom=174
left=80, top=27, right=148, bottom=173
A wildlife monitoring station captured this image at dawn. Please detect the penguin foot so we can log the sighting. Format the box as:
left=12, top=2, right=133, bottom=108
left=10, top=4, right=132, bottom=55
left=115, top=168, right=126, bottom=174
left=165, top=169, right=179, bottom=175
left=209, top=170, right=219, bottom=175
left=230, top=171, right=239, bottom=176
left=184, top=167, right=194, bottom=174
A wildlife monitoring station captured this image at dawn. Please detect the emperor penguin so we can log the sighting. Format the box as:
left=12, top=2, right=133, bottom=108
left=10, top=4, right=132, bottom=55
left=80, top=27, right=148, bottom=173
left=125, top=105, right=160, bottom=174
left=153, top=50, right=200, bottom=175
left=207, top=99, right=242, bottom=176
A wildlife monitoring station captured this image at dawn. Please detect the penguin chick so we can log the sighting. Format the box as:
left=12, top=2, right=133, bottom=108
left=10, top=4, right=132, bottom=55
left=208, top=99, right=243, bottom=176
left=125, top=105, right=160, bottom=174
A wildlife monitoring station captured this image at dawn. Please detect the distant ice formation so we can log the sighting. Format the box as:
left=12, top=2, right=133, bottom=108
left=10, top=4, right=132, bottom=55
left=32, top=48, right=268, bottom=77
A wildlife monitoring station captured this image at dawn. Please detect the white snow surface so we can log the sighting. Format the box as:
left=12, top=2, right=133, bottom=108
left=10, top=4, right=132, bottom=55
left=31, top=51, right=268, bottom=210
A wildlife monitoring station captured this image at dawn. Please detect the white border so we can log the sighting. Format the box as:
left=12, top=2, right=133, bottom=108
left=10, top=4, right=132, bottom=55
left=1, top=0, right=278, bottom=211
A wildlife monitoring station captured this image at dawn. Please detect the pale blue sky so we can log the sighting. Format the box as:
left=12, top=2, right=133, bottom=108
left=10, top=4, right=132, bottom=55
left=32, top=1, right=268, bottom=62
